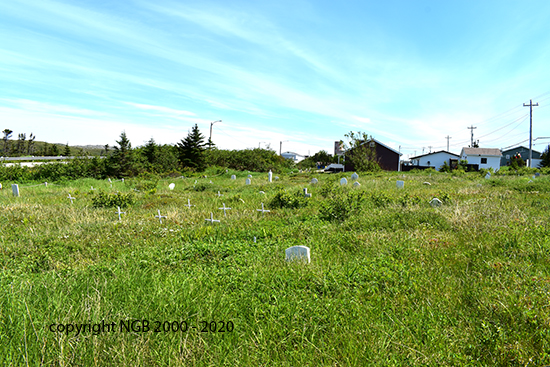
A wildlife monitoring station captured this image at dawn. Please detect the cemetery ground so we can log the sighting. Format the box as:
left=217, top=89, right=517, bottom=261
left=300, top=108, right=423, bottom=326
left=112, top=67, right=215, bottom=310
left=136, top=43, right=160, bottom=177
left=1, top=169, right=550, bottom=366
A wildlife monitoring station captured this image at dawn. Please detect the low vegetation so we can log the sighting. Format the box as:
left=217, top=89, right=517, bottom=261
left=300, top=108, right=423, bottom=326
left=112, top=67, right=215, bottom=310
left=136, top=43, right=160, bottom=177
left=1, top=170, right=550, bottom=365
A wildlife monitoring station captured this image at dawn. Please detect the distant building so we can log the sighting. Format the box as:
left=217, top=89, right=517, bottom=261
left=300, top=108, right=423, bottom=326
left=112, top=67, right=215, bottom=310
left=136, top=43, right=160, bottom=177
left=281, top=151, right=308, bottom=162
left=344, top=138, right=401, bottom=171
left=408, top=150, right=460, bottom=171
left=500, top=146, right=541, bottom=166
left=460, top=148, right=502, bottom=171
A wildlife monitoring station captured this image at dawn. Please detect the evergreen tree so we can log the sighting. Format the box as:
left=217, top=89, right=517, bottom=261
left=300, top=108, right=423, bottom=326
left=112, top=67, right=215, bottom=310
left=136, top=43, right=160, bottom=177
left=143, top=138, right=158, bottom=164
left=27, top=133, right=36, bottom=155
left=3, top=129, right=13, bottom=155
left=177, top=124, right=206, bottom=171
left=109, top=131, right=134, bottom=177
left=16, top=133, right=26, bottom=156
left=540, top=145, right=550, bottom=168
left=51, top=144, right=60, bottom=156
left=63, top=143, right=71, bottom=156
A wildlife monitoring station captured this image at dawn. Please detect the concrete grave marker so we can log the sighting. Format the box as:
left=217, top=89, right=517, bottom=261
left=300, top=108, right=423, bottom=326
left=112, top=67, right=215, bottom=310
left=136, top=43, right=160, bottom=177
left=310, top=178, right=318, bottom=184
left=12, top=184, right=19, bottom=197
left=423, top=182, right=431, bottom=185
left=256, top=203, right=270, bottom=215
left=528, top=180, right=533, bottom=183
left=185, top=199, right=195, bottom=208
left=90, top=186, right=95, bottom=190
left=0, top=183, right=2, bottom=190
left=248, top=174, right=253, bottom=178
left=303, top=188, right=312, bottom=198
left=353, top=181, right=361, bottom=187
left=115, top=206, right=126, bottom=221
left=274, top=176, right=279, bottom=180
left=396, top=180, right=404, bottom=189
left=246, top=178, right=251, bottom=185
left=485, top=173, right=491, bottom=179
left=268, top=170, right=272, bottom=182
left=259, top=191, right=265, bottom=194
left=155, top=209, right=167, bottom=224
left=205, top=212, right=220, bottom=224
left=285, top=245, right=311, bottom=263
left=67, top=194, right=75, bottom=204
left=340, top=178, right=348, bottom=186
left=44, top=182, right=48, bottom=187
left=169, top=183, right=175, bottom=190
left=219, top=203, right=231, bottom=216
left=217, top=191, right=223, bottom=197
left=231, top=175, right=236, bottom=180
left=430, top=198, right=442, bottom=207
left=351, top=172, right=359, bottom=180
left=533, top=175, right=536, bottom=180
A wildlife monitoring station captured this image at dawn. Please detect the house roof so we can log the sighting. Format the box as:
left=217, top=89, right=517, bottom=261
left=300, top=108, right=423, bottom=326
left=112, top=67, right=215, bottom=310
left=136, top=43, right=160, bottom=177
left=501, top=146, right=541, bottom=155
left=461, top=148, right=502, bottom=157
left=356, top=138, right=402, bottom=156
left=409, top=150, right=460, bottom=160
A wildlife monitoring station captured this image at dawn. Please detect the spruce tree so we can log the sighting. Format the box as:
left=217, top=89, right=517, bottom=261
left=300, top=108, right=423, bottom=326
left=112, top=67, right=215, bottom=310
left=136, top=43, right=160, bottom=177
left=109, top=131, right=134, bottom=177
left=177, top=124, right=206, bottom=171
left=63, top=143, right=71, bottom=156
left=541, top=145, right=550, bottom=168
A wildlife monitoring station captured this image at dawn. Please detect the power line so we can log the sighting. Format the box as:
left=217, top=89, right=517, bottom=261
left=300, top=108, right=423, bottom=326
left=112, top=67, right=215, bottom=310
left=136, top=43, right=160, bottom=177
left=467, top=125, right=477, bottom=147
left=523, top=99, right=539, bottom=167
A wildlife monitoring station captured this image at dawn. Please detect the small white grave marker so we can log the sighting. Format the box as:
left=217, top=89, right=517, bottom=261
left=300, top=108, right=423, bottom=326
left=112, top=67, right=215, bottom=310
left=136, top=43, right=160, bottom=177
left=219, top=203, right=231, bottom=216
left=303, top=188, right=312, bottom=198
left=340, top=177, right=348, bottom=186
left=231, top=175, right=236, bottom=180
left=168, top=183, right=175, bottom=190
left=423, top=182, right=431, bottom=185
left=351, top=172, right=359, bottom=180
left=217, top=191, right=223, bottom=197
left=310, top=178, right=318, bottom=184
left=429, top=198, right=442, bottom=207
left=259, top=191, right=265, bottom=194
left=246, top=178, right=251, bottom=185
left=485, top=173, right=491, bottom=179
left=248, top=174, right=253, bottom=178
left=115, top=206, right=126, bottom=221
left=268, top=170, right=273, bottom=182
left=256, top=203, right=270, bottom=215
left=285, top=245, right=311, bottom=263
left=155, top=209, right=167, bottom=224
left=90, top=186, right=95, bottom=190
left=396, top=180, right=404, bottom=189
left=12, top=184, right=19, bottom=197
left=67, top=194, right=75, bottom=204
left=185, top=199, right=195, bottom=208
left=353, top=181, right=361, bottom=187
left=205, top=212, right=220, bottom=224
left=0, top=183, right=2, bottom=190
left=44, top=182, right=48, bottom=187
left=274, top=176, right=279, bottom=180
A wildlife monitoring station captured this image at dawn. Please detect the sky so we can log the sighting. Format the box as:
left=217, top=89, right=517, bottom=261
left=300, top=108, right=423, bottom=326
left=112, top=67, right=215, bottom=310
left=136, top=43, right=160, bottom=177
left=1, top=0, right=550, bottom=160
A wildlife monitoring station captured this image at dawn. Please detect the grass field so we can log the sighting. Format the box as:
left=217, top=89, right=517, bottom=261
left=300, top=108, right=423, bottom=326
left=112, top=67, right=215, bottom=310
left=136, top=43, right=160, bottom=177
left=1, top=170, right=549, bottom=366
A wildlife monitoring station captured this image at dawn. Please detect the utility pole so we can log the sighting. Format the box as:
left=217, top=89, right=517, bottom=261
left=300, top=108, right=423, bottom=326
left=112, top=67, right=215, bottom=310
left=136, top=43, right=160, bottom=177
left=467, top=125, right=477, bottom=147
left=428, top=146, right=432, bottom=153
left=445, top=135, right=452, bottom=151
left=279, top=140, right=288, bottom=155
left=209, top=120, right=221, bottom=148
left=523, top=99, right=539, bottom=167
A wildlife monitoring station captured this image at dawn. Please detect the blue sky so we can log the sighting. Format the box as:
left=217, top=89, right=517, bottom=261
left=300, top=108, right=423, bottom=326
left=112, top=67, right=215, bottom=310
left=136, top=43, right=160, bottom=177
left=1, top=0, right=550, bottom=159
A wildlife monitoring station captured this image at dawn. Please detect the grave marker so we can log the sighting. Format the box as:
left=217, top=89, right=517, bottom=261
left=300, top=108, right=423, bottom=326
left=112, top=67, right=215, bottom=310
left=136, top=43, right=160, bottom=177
left=44, top=182, right=48, bottom=187
left=155, top=209, right=167, bottom=224
left=535, top=172, right=541, bottom=177
left=115, top=206, right=126, bottom=221
left=256, top=203, right=270, bottom=215
left=353, top=181, right=360, bottom=187
left=231, top=175, right=236, bottom=180
left=351, top=172, right=359, bottom=180
left=340, top=177, right=348, bottom=186
left=205, top=212, right=220, bottom=224
left=12, top=184, right=19, bottom=197
left=217, top=191, right=223, bottom=197
left=310, top=178, right=318, bottom=184
left=285, top=245, right=311, bottom=263
left=429, top=198, right=442, bottom=207
left=67, top=194, right=75, bottom=204
left=219, top=203, right=231, bottom=216
left=185, top=199, right=195, bottom=208
left=274, top=176, right=279, bottom=180
left=248, top=174, right=253, bottom=178
left=396, top=180, right=404, bottom=189
left=0, top=183, right=2, bottom=190
left=169, top=183, right=175, bottom=190
left=485, top=173, right=491, bottom=179
left=246, top=178, right=251, bottom=185
left=268, top=170, right=272, bottom=182
left=303, top=188, right=312, bottom=198
left=423, top=182, right=431, bottom=185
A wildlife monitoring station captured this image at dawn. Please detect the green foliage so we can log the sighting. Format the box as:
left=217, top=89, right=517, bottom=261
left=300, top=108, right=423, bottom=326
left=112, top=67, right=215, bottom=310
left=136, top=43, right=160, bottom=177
left=343, top=131, right=381, bottom=172
left=177, top=124, right=206, bottom=171
left=125, top=172, right=159, bottom=192
left=205, top=147, right=293, bottom=172
left=540, top=145, right=550, bottom=167
left=108, top=131, right=135, bottom=177
left=510, top=153, right=526, bottom=169
left=269, top=189, right=308, bottom=209
left=90, top=190, right=135, bottom=208
left=319, top=185, right=366, bottom=221
left=439, top=160, right=452, bottom=173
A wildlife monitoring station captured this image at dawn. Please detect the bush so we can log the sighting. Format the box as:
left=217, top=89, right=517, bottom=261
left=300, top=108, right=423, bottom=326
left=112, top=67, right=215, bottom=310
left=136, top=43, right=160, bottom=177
left=269, top=189, right=308, bottom=209
left=319, top=187, right=366, bottom=221
left=91, top=190, right=135, bottom=208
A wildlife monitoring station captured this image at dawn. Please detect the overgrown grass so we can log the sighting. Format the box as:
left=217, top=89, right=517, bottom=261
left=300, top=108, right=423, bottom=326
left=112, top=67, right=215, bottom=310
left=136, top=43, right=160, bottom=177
left=1, top=172, right=549, bottom=365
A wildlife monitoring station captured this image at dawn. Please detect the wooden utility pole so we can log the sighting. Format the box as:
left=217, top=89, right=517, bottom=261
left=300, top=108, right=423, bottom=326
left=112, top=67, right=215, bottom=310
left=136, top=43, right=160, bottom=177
left=445, top=135, right=452, bottom=151
left=467, top=125, right=476, bottom=147
left=523, top=99, right=539, bottom=167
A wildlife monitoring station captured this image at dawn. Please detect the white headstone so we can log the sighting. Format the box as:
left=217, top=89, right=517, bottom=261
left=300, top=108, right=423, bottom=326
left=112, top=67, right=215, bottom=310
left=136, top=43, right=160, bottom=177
left=217, top=191, right=223, bottom=197
left=351, top=172, right=359, bottom=180
left=231, top=175, right=236, bottom=180
left=168, top=183, right=175, bottom=190
left=248, top=174, right=253, bottom=178
left=310, top=178, right=318, bottom=184
left=268, top=170, right=273, bottom=183
left=340, top=177, right=348, bottom=186
left=396, top=180, right=404, bottom=189
left=423, top=182, right=431, bottom=185
left=219, top=203, right=231, bottom=216
left=256, top=203, right=270, bottom=214
left=429, top=198, right=442, bottom=207
left=0, top=183, right=2, bottom=190
left=353, top=181, right=361, bottom=187
left=44, top=182, right=48, bottom=187
left=285, top=246, right=311, bottom=263
left=259, top=191, right=265, bottom=194
left=246, top=178, right=251, bottom=185
left=274, top=176, right=279, bottom=180
left=485, top=173, right=491, bottom=179
left=12, top=184, right=19, bottom=197
left=67, top=194, right=75, bottom=204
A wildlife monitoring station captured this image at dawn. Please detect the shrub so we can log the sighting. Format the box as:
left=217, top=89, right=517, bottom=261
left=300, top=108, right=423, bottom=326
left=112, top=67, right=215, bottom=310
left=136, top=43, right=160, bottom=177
left=269, top=189, right=308, bottom=209
left=91, top=190, right=135, bottom=208
left=319, top=188, right=366, bottom=221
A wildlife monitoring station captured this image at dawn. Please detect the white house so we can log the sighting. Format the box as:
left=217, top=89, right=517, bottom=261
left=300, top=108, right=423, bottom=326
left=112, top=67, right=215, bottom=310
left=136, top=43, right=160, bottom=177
left=409, top=150, right=460, bottom=171
left=460, top=148, right=502, bottom=171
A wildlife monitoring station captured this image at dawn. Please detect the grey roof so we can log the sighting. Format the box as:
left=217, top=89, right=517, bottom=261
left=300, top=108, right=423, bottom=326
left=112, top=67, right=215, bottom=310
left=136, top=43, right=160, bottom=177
left=501, top=146, right=541, bottom=155
left=410, top=150, right=460, bottom=160
left=461, top=148, right=502, bottom=157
